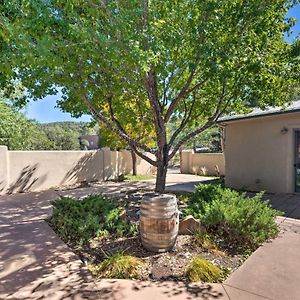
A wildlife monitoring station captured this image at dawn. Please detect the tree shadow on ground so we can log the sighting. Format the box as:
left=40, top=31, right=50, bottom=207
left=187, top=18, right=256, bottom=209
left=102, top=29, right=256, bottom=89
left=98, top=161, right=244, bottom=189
left=0, top=220, right=99, bottom=300
left=96, top=279, right=226, bottom=300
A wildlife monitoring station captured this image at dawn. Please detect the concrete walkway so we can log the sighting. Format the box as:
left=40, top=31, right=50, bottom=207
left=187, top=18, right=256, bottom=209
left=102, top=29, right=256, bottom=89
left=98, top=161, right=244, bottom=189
left=1, top=176, right=300, bottom=299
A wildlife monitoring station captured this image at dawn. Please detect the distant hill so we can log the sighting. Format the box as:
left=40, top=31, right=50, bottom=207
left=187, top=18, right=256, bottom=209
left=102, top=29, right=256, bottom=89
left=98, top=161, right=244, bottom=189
left=0, top=101, right=51, bottom=150
left=38, top=122, right=98, bottom=150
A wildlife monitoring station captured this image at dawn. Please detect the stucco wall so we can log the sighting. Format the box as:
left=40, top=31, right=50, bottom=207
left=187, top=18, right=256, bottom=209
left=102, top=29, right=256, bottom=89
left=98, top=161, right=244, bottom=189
left=0, top=147, right=155, bottom=194
left=0, top=146, right=9, bottom=193
left=222, top=112, right=300, bottom=193
left=180, top=150, right=225, bottom=176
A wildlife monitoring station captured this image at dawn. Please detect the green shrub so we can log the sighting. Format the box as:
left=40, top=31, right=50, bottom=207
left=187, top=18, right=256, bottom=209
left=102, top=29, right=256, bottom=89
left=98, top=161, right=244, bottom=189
left=89, top=252, right=144, bottom=279
left=124, top=174, right=155, bottom=181
left=194, top=231, right=225, bottom=256
left=185, top=257, right=223, bottom=282
left=184, top=184, right=282, bottom=252
left=184, top=184, right=222, bottom=217
left=48, top=195, right=137, bottom=246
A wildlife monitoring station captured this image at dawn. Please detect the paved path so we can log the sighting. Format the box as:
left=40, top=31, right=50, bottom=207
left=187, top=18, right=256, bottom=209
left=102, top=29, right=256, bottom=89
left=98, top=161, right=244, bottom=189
left=1, top=176, right=300, bottom=299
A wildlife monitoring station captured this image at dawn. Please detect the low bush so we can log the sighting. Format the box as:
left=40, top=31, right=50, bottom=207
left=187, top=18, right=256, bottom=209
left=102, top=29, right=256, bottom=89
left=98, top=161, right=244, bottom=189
left=185, top=256, right=223, bottom=282
left=89, top=252, right=144, bottom=279
left=184, top=184, right=282, bottom=252
left=48, top=195, right=137, bottom=246
left=124, top=174, right=155, bottom=181
left=194, top=231, right=225, bottom=256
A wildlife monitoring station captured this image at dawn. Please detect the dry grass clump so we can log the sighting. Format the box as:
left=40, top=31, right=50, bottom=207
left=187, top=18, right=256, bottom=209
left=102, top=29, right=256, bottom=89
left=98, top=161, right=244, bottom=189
left=89, top=252, right=144, bottom=279
left=194, top=231, right=225, bottom=256
left=185, top=256, right=223, bottom=283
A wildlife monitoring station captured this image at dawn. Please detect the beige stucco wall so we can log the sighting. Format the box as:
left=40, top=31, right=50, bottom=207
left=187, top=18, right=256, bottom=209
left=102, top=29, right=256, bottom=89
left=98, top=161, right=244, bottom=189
left=0, top=146, right=9, bottom=193
left=7, top=150, right=105, bottom=193
left=180, top=150, right=225, bottom=176
left=113, top=150, right=156, bottom=177
left=222, top=112, right=300, bottom=193
left=0, top=147, right=156, bottom=194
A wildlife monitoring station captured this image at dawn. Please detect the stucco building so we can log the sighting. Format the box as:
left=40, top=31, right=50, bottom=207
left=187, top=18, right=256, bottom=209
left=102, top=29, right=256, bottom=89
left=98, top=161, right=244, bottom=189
left=219, top=101, right=300, bottom=194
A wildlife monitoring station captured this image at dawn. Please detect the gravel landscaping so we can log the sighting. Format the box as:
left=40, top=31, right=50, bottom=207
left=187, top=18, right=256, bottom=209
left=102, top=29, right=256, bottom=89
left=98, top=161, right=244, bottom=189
left=48, top=184, right=281, bottom=283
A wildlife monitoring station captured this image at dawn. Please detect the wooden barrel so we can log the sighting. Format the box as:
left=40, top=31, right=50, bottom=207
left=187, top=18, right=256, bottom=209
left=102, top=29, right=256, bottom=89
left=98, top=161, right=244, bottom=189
left=139, top=193, right=179, bottom=252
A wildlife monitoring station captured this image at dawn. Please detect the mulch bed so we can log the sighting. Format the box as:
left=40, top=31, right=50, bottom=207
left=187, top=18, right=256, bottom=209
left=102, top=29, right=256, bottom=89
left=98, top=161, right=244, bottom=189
left=82, top=234, right=244, bottom=281
left=71, top=190, right=245, bottom=282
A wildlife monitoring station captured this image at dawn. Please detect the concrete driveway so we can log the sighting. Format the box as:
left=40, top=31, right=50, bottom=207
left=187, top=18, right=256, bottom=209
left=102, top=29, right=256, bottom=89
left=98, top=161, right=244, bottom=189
left=1, top=175, right=300, bottom=299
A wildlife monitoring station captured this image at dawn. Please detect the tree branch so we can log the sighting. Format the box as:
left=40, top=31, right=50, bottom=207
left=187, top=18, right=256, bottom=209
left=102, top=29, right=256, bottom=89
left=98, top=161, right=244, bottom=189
left=168, top=88, right=231, bottom=160
left=131, top=145, right=157, bottom=166
left=168, top=93, right=197, bottom=147
left=144, top=68, right=166, bottom=149
left=164, top=71, right=195, bottom=122
left=185, top=78, right=208, bottom=96
left=107, top=96, right=127, bottom=134
left=168, top=121, right=214, bottom=161
left=80, top=94, right=157, bottom=159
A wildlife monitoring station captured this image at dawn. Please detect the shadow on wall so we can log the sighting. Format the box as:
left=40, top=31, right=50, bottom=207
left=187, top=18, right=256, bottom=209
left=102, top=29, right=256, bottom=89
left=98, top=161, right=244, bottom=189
left=135, top=155, right=156, bottom=175
left=8, top=164, right=47, bottom=194
left=118, top=151, right=132, bottom=175
left=0, top=181, right=5, bottom=193
left=62, top=152, right=103, bottom=185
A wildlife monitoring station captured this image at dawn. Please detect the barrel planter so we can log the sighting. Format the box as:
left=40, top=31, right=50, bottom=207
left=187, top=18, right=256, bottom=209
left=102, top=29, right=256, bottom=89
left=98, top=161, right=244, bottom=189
left=139, top=193, right=179, bottom=252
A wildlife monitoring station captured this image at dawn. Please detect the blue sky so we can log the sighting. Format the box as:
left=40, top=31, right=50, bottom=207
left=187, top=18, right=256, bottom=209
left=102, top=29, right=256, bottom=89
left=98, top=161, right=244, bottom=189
left=25, top=4, right=300, bottom=123
left=25, top=93, right=91, bottom=123
left=286, top=3, right=300, bottom=42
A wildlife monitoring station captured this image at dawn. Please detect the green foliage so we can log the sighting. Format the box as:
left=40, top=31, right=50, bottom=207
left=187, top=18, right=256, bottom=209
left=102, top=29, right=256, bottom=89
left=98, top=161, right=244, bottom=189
left=0, top=100, right=52, bottom=150
left=185, top=257, right=223, bottom=283
left=0, top=93, right=96, bottom=150
left=185, top=184, right=282, bottom=251
left=124, top=175, right=155, bottom=181
left=1, top=0, right=298, bottom=146
left=48, top=195, right=137, bottom=246
left=168, top=125, right=222, bottom=152
left=193, top=127, right=222, bottom=153
left=174, top=191, right=193, bottom=204
left=1, top=0, right=299, bottom=192
left=89, top=252, right=144, bottom=279
left=80, top=139, right=90, bottom=147
left=194, top=231, right=220, bottom=253
left=39, top=122, right=97, bottom=150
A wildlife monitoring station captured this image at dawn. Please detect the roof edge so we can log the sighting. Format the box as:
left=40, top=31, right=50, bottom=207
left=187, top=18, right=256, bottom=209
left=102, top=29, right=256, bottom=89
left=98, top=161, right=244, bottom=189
left=217, top=107, right=300, bottom=124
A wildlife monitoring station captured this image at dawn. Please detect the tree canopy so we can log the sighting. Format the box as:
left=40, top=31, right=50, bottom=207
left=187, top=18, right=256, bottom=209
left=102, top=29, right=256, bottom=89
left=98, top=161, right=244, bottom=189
left=0, top=99, right=52, bottom=150
left=39, top=122, right=97, bottom=150
left=1, top=0, right=299, bottom=191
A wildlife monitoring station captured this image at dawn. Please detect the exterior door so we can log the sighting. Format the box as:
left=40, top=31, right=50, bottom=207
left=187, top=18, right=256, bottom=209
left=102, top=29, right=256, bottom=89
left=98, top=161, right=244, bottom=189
left=295, top=130, right=300, bottom=192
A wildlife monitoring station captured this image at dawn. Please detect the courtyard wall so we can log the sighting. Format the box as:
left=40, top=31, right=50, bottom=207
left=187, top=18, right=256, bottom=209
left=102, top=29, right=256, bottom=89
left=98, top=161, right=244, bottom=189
left=180, top=150, right=225, bottom=176
left=0, top=146, right=155, bottom=194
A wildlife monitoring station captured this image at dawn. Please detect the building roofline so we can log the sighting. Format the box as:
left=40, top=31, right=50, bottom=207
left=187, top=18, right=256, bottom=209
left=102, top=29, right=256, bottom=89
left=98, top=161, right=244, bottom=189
left=217, top=101, right=300, bottom=124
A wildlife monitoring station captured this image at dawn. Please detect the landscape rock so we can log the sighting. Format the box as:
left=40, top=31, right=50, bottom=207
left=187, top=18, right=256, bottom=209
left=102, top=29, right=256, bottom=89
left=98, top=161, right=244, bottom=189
left=119, top=209, right=127, bottom=221
left=178, top=215, right=205, bottom=235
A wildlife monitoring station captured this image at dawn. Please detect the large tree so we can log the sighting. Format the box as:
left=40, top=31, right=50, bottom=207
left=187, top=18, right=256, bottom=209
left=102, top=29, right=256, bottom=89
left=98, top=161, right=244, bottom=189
left=1, top=0, right=299, bottom=192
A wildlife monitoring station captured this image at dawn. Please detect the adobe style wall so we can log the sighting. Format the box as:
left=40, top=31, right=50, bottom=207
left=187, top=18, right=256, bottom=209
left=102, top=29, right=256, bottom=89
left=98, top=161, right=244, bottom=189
left=180, top=150, right=225, bottom=176
left=222, top=112, right=300, bottom=193
left=0, top=147, right=155, bottom=194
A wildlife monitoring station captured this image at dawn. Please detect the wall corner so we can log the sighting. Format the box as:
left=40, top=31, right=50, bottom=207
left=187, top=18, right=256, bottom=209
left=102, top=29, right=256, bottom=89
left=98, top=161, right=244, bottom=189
left=0, top=146, right=9, bottom=194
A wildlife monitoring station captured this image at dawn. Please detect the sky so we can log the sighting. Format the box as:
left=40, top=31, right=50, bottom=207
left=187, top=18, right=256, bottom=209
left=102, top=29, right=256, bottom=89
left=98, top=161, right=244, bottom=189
left=25, top=4, right=300, bottom=123
left=25, top=93, right=91, bottom=123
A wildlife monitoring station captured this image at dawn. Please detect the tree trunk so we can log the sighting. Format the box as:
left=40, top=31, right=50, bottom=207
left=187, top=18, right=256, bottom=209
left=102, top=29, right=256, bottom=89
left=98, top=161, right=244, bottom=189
left=155, top=161, right=168, bottom=193
left=131, top=149, right=137, bottom=176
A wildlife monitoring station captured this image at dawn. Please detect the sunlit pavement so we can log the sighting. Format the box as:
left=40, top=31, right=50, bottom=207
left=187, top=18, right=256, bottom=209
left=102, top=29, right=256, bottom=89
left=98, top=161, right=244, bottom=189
left=1, top=176, right=300, bottom=299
